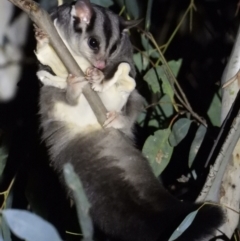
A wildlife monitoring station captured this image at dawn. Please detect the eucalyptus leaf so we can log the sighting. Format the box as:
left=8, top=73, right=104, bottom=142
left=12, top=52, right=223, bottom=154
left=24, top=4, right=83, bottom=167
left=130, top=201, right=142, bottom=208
left=0, top=234, right=4, bottom=241
left=133, top=53, right=142, bottom=73
left=137, top=111, right=147, bottom=127
left=145, top=0, right=153, bottom=30
left=141, top=34, right=150, bottom=51
left=159, top=94, right=174, bottom=118
left=143, top=129, right=173, bottom=176
left=156, top=60, right=182, bottom=102
left=125, top=0, right=140, bottom=19
left=141, top=35, right=159, bottom=58
left=1, top=217, right=11, bottom=241
left=146, top=49, right=160, bottom=59
left=156, top=66, right=174, bottom=102
left=90, top=0, right=114, bottom=7
left=2, top=209, right=62, bottom=241
left=188, top=125, right=207, bottom=168
left=207, top=91, right=221, bottom=127
left=162, top=77, right=174, bottom=102
left=168, top=59, right=182, bottom=77
left=142, top=54, right=150, bottom=71
left=133, top=53, right=149, bottom=73
left=63, top=164, right=93, bottom=240
left=168, top=210, right=199, bottom=241
left=148, top=119, right=160, bottom=128
left=0, top=194, right=13, bottom=241
left=143, top=68, right=161, bottom=94
left=0, top=145, right=8, bottom=178
left=169, top=118, right=192, bottom=147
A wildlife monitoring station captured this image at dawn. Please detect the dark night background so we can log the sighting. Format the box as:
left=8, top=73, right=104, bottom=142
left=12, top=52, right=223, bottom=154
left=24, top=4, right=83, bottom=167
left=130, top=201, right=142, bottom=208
left=0, top=0, right=239, bottom=240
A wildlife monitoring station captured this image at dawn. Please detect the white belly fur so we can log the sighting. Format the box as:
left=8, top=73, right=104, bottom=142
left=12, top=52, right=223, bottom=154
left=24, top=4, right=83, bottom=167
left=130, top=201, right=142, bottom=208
left=36, top=21, right=136, bottom=135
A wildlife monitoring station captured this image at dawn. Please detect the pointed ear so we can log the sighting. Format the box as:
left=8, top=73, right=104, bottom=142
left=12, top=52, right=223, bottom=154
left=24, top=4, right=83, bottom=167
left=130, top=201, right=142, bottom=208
left=74, top=0, right=93, bottom=25
left=122, top=19, right=143, bottom=29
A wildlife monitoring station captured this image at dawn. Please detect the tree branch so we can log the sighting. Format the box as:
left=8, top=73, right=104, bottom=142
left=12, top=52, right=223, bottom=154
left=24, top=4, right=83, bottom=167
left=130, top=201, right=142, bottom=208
left=197, top=23, right=240, bottom=239
left=8, top=0, right=107, bottom=125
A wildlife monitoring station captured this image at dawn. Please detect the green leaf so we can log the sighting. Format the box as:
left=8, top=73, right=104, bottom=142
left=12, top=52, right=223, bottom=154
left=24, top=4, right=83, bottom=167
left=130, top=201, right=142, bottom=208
left=169, top=118, right=192, bottom=147
left=0, top=145, right=8, bottom=178
left=90, top=0, right=113, bottom=7
left=0, top=234, right=4, bottom=241
left=156, top=60, right=182, bottom=102
left=148, top=119, right=160, bottom=128
left=141, top=35, right=159, bottom=59
left=141, top=34, right=150, bottom=51
left=188, top=125, right=207, bottom=168
left=143, top=129, right=173, bottom=176
left=133, top=53, right=142, bottom=72
left=137, top=111, right=147, bottom=127
left=125, top=0, right=140, bottom=19
left=63, top=164, right=93, bottom=240
left=3, top=209, right=62, bottom=241
left=1, top=216, right=12, bottom=241
left=156, top=66, right=174, bottom=102
left=168, top=210, right=199, bottom=241
left=159, top=94, right=174, bottom=118
left=142, top=54, right=150, bottom=69
left=168, top=59, right=182, bottom=77
left=145, top=0, right=153, bottom=30
left=137, top=98, right=148, bottom=127
left=133, top=53, right=149, bottom=73
left=207, top=91, right=221, bottom=127
left=143, top=68, right=161, bottom=94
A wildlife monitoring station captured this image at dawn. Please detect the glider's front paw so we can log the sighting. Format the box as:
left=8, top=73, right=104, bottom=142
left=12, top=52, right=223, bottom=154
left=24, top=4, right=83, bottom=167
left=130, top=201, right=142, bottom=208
left=34, top=25, right=49, bottom=47
left=36, top=70, right=66, bottom=89
left=67, top=74, right=88, bottom=97
left=85, top=67, right=104, bottom=92
left=103, top=111, right=127, bottom=130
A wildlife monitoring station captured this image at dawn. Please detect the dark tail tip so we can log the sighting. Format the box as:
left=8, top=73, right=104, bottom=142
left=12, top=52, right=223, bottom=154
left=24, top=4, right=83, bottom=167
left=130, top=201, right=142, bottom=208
left=175, top=204, right=225, bottom=241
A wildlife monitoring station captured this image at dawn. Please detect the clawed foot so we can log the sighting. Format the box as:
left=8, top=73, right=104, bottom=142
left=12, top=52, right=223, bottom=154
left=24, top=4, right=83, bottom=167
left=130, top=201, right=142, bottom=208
left=34, top=24, right=49, bottom=47
left=67, top=74, right=88, bottom=99
left=37, top=70, right=66, bottom=89
left=85, top=67, right=104, bottom=92
left=103, top=111, right=126, bottom=129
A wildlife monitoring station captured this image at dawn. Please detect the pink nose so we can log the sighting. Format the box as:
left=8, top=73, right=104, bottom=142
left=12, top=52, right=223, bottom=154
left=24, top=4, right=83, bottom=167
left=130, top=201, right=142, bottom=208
left=94, top=61, right=106, bottom=70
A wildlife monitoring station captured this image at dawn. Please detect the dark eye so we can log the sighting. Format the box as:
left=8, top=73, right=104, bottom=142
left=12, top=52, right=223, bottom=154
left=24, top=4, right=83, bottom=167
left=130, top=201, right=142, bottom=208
left=88, top=37, right=99, bottom=50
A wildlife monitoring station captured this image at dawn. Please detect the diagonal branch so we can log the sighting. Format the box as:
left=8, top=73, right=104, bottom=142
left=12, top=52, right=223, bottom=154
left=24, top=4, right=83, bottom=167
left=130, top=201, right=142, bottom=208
left=8, top=0, right=107, bottom=126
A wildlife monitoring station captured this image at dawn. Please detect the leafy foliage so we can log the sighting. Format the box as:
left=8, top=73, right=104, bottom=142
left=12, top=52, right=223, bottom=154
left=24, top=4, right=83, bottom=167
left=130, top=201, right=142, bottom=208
left=90, top=0, right=113, bottom=7
left=143, top=129, right=173, bottom=176
left=207, top=90, right=221, bottom=127
left=2, top=210, right=62, bottom=241
left=169, top=118, right=192, bottom=147
left=168, top=209, right=199, bottom=241
left=0, top=0, right=228, bottom=240
left=188, top=125, right=207, bottom=168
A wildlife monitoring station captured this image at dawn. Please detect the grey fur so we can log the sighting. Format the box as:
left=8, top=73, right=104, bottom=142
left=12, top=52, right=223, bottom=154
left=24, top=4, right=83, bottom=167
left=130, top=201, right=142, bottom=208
left=38, top=1, right=225, bottom=240
left=39, top=85, right=224, bottom=241
left=51, top=1, right=136, bottom=80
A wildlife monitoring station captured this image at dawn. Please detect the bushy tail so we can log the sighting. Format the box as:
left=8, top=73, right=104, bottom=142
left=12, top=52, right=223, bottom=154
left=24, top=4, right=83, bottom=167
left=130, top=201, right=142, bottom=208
left=174, top=204, right=225, bottom=241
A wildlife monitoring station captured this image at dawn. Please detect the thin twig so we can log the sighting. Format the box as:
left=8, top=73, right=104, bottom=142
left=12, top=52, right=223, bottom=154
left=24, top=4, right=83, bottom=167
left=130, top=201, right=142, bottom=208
left=0, top=178, right=15, bottom=210
left=133, top=45, right=156, bottom=67
left=142, top=30, right=207, bottom=126
left=145, top=101, right=182, bottom=110
left=145, top=0, right=153, bottom=31
left=8, top=0, right=107, bottom=126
